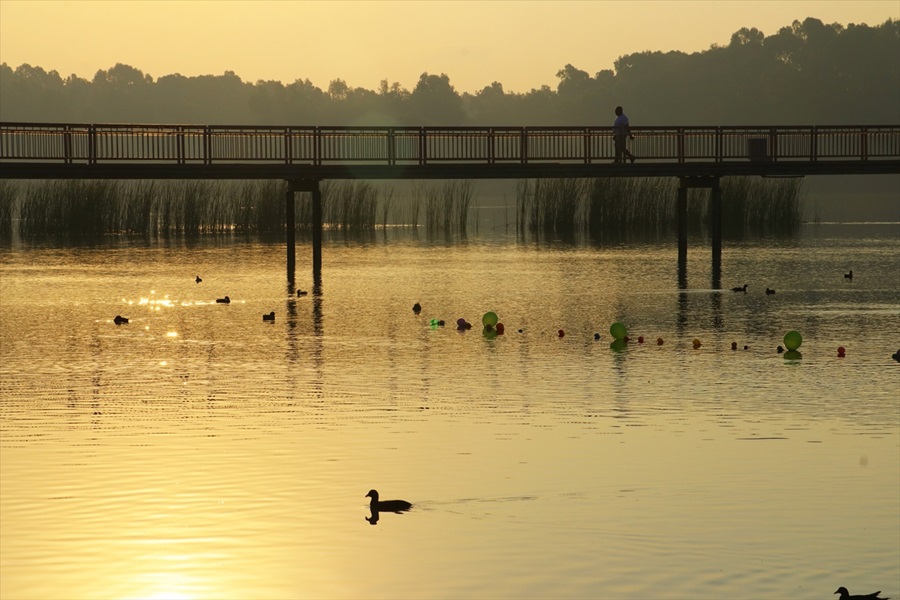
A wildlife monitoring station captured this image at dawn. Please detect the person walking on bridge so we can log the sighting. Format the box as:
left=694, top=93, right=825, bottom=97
left=613, top=106, right=636, bottom=163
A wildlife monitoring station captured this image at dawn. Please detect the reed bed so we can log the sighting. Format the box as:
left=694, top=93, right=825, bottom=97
left=0, top=179, right=415, bottom=237
left=0, top=176, right=799, bottom=239
left=420, top=180, right=476, bottom=234
left=516, top=176, right=803, bottom=238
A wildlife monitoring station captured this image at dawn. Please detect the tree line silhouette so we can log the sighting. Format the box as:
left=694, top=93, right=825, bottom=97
left=0, top=17, right=897, bottom=126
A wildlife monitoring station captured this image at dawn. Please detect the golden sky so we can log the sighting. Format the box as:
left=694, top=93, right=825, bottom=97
left=1, top=0, right=897, bottom=93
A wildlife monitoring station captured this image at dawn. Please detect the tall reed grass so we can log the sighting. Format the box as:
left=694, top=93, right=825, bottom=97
left=0, top=179, right=416, bottom=237
left=516, top=176, right=803, bottom=238
left=420, top=180, right=475, bottom=234
left=0, top=176, right=800, bottom=239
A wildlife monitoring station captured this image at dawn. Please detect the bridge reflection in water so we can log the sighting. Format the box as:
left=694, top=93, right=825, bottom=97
left=2, top=122, right=899, bottom=283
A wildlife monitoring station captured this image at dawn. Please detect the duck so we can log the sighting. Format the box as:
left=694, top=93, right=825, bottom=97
left=731, top=284, right=748, bottom=292
left=845, top=270, right=853, bottom=280
left=413, top=302, right=422, bottom=314
left=765, top=287, right=776, bottom=295
left=216, top=296, right=230, bottom=304
left=195, top=275, right=202, bottom=283
left=366, top=489, right=412, bottom=513
left=263, top=311, right=275, bottom=321
left=834, top=587, right=888, bottom=600
left=113, top=315, right=129, bottom=325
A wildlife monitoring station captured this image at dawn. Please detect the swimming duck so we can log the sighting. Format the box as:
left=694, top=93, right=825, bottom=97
left=216, top=296, right=230, bottom=304
left=765, top=287, right=776, bottom=295
left=263, top=311, right=275, bottom=321
left=845, top=270, right=853, bottom=280
left=366, top=489, right=412, bottom=513
left=731, top=284, right=748, bottom=292
left=413, top=302, right=422, bottom=313
left=195, top=275, right=202, bottom=283
left=113, top=315, right=129, bottom=325
left=834, top=587, right=888, bottom=600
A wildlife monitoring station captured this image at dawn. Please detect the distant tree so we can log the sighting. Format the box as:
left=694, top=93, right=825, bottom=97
left=409, top=72, right=464, bottom=124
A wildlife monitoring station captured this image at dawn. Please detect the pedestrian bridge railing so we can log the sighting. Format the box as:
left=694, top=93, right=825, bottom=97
left=2, top=123, right=899, bottom=166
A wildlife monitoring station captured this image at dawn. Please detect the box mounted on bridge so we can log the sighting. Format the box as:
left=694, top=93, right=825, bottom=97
left=747, top=137, right=769, bottom=162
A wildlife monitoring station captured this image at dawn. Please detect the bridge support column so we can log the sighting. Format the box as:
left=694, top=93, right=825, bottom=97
left=286, top=179, right=323, bottom=287
left=678, top=176, right=722, bottom=286
left=677, top=184, right=688, bottom=262
left=312, top=182, right=322, bottom=283
left=710, top=180, right=722, bottom=289
left=286, top=186, right=296, bottom=284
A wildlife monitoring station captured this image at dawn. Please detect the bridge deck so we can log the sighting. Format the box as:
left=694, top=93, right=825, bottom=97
left=2, top=122, right=899, bottom=179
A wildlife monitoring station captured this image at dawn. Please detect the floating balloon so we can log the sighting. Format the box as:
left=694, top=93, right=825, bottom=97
left=731, top=341, right=738, bottom=351
left=558, top=329, right=565, bottom=338
left=496, top=323, right=505, bottom=335
left=837, top=346, right=846, bottom=357
left=482, top=311, right=499, bottom=327
left=610, top=322, right=627, bottom=341
left=784, top=350, right=802, bottom=360
left=594, top=333, right=601, bottom=340
left=637, top=336, right=644, bottom=344
left=656, top=337, right=664, bottom=345
left=692, top=338, right=702, bottom=349
left=783, top=330, right=802, bottom=351
left=610, top=339, right=627, bottom=352
left=483, top=327, right=497, bottom=339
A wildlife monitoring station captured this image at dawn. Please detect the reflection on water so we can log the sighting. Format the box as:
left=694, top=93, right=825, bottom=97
left=1, top=225, right=898, bottom=599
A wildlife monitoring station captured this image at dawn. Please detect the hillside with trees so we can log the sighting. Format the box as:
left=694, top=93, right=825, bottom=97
left=1, top=18, right=898, bottom=126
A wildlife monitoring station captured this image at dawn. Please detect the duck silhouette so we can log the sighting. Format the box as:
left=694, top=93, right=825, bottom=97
left=845, top=270, right=853, bottom=280
left=731, top=284, right=748, bottom=292
left=835, top=587, right=888, bottom=600
left=765, top=287, right=776, bottom=295
left=195, top=275, right=202, bottom=283
left=216, top=296, right=230, bottom=304
left=366, top=489, right=412, bottom=513
left=113, top=315, right=129, bottom=325
left=263, top=311, right=275, bottom=321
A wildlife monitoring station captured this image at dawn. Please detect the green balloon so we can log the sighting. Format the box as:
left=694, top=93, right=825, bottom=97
left=610, top=322, right=627, bottom=341
left=482, top=311, right=499, bottom=327
left=783, top=330, right=803, bottom=351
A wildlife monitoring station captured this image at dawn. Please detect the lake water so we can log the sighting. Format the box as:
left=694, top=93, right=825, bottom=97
left=1, top=224, right=898, bottom=600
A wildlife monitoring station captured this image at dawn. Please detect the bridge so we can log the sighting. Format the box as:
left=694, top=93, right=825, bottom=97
left=2, top=122, right=899, bottom=282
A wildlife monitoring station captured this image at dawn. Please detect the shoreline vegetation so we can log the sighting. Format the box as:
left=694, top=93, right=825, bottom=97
left=0, top=177, right=803, bottom=240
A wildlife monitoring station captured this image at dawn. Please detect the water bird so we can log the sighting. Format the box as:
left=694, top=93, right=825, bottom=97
left=766, top=287, right=776, bottom=295
left=834, top=587, right=888, bottom=600
left=731, top=284, right=748, bottom=292
left=113, top=315, right=129, bottom=325
left=216, top=296, right=230, bottom=304
left=845, top=270, right=853, bottom=280
left=366, top=489, right=412, bottom=513
left=297, top=290, right=308, bottom=296
left=263, top=311, right=275, bottom=321
left=195, top=275, right=202, bottom=283
left=413, top=302, right=421, bottom=313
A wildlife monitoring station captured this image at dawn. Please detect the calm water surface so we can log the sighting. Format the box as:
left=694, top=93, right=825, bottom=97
left=1, top=225, right=899, bottom=599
